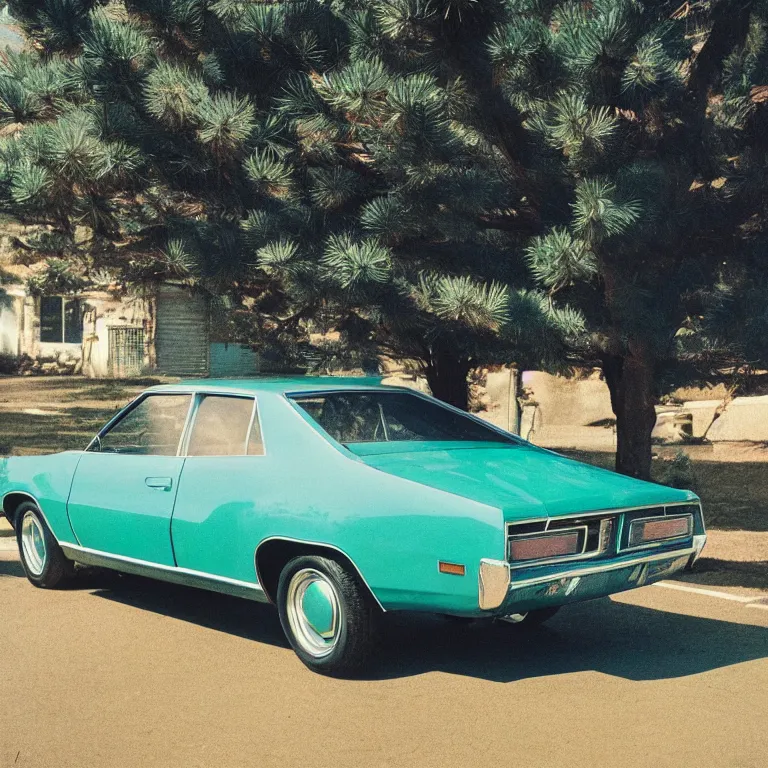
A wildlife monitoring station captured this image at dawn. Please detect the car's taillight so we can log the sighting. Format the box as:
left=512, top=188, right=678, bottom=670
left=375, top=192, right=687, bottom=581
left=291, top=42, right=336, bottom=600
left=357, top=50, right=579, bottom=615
left=508, top=530, right=583, bottom=563
left=628, top=514, right=692, bottom=548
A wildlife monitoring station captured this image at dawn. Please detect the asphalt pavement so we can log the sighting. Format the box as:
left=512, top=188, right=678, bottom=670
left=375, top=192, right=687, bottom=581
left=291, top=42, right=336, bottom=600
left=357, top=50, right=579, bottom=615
left=1, top=529, right=767, bottom=768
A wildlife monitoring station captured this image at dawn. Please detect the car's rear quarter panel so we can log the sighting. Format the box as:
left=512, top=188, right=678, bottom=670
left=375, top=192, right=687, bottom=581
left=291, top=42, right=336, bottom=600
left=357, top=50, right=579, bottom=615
left=170, top=393, right=506, bottom=614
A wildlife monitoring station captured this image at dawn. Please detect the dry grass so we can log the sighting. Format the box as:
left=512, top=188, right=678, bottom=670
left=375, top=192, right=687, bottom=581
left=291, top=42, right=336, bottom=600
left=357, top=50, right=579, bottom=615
left=558, top=449, right=768, bottom=532
left=0, top=376, right=173, bottom=455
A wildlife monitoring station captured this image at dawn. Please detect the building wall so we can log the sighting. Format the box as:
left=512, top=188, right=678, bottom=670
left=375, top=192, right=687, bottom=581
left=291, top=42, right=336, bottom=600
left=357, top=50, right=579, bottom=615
left=209, top=342, right=260, bottom=377
left=0, top=285, right=153, bottom=376
left=0, top=289, right=21, bottom=356
left=2, top=283, right=257, bottom=378
left=14, top=294, right=81, bottom=369
left=81, top=293, right=152, bottom=378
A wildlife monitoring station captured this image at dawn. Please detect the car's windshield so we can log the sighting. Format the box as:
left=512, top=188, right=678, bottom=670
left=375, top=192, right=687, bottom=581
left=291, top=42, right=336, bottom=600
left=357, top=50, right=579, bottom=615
left=290, top=391, right=516, bottom=444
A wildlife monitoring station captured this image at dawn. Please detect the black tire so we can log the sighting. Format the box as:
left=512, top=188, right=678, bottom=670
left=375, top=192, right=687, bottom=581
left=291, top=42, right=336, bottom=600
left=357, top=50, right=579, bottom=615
left=499, top=606, right=560, bottom=628
left=276, top=555, right=379, bottom=677
left=15, top=502, right=74, bottom=589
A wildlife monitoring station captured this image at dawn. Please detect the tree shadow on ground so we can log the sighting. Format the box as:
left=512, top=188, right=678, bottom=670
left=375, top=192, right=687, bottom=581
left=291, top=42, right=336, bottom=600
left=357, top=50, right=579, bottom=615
left=678, top=557, right=768, bottom=590
left=0, top=558, right=23, bottom=577
left=83, top=573, right=768, bottom=684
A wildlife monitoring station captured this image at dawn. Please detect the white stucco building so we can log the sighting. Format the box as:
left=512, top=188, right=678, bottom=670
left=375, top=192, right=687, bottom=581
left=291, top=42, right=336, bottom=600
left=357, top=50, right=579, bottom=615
left=0, top=281, right=261, bottom=378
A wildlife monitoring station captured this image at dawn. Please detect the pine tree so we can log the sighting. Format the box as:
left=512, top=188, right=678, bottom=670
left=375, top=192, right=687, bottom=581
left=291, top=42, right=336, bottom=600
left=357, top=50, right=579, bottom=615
left=3, top=1, right=768, bottom=478
left=486, top=0, right=768, bottom=477
left=0, top=0, right=580, bottom=413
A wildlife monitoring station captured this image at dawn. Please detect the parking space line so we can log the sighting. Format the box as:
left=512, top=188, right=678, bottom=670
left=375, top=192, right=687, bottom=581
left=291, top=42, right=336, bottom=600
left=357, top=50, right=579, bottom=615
left=654, top=581, right=755, bottom=603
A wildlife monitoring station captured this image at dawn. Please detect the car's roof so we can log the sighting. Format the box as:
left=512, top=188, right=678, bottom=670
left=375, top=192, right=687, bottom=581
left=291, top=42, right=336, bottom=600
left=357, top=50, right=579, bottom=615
left=147, top=376, right=399, bottom=396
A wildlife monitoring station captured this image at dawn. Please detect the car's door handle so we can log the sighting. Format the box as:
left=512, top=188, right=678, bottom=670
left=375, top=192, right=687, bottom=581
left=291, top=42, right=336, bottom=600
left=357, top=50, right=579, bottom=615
left=145, top=477, right=173, bottom=491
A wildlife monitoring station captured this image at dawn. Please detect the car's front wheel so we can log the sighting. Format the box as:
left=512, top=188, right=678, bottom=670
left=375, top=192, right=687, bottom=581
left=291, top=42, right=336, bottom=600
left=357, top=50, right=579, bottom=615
left=277, top=555, right=378, bottom=676
left=15, top=502, right=74, bottom=588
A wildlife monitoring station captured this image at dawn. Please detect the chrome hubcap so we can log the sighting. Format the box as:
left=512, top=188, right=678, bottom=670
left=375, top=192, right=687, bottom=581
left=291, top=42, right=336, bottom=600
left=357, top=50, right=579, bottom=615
left=20, top=511, right=47, bottom=576
left=286, top=569, right=341, bottom=658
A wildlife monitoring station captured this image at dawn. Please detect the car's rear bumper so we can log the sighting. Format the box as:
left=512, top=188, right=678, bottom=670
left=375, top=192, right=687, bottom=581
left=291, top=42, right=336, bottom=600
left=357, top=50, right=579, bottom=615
left=479, top=534, right=706, bottom=615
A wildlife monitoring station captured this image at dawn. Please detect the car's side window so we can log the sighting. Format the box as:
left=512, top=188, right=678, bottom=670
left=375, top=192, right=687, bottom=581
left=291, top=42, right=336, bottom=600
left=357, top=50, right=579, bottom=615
left=186, top=395, right=265, bottom=457
left=95, top=395, right=192, bottom=455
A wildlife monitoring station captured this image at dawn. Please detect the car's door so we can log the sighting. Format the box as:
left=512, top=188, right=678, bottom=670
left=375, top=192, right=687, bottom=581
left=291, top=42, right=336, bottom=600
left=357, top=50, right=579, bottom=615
left=67, top=393, right=193, bottom=565
left=171, top=393, right=266, bottom=583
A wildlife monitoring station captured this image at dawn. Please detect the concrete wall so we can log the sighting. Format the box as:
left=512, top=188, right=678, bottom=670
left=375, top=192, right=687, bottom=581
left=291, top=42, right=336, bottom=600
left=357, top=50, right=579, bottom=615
left=0, top=290, right=20, bottom=356
left=0, top=285, right=155, bottom=376
left=81, top=293, right=151, bottom=378
left=209, top=342, right=260, bottom=377
left=4, top=285, right=263, bottom=378
left=509, top=371, right=768, bottom=445
left=519, top=370, right=615, bottom=428
left=706, top=396, right=768, bottom=442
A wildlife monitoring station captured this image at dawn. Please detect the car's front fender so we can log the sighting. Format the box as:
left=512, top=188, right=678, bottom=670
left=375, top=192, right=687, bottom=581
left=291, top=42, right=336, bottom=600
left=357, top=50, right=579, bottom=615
left=0, top=452, right=83, bottom=543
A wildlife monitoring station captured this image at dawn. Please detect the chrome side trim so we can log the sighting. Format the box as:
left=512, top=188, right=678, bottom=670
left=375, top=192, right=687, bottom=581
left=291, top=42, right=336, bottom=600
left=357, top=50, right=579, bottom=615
left=244, top=396, right=260, bottom=454
left=176, top=394, right=199, bottom=457
left=179, top=393, right=267, bottom=458
left=254, top=536, right=385, bottom=611
left=60, top=544, right=269, bottom=603
left=508, top=546, right=697, bottom=591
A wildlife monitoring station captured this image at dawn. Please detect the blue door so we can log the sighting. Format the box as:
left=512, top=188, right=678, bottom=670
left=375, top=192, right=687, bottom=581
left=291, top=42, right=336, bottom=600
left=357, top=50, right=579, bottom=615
left=170, top=393, right=265, bottom=582
left=67, top=394, right=192, bottom=565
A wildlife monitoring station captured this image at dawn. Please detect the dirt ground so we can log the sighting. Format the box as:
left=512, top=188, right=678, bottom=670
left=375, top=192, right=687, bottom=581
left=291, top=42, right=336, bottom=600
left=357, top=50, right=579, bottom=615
left=1, top=375, right=766, bottom=591
left=1, top=376, right=768, bottom=768
left=2, top=537, right=767, bottom=768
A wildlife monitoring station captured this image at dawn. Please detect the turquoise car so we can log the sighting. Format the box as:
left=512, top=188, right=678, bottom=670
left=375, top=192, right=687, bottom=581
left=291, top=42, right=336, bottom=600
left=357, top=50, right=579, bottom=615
left=2, top=378, right=706, bottom=675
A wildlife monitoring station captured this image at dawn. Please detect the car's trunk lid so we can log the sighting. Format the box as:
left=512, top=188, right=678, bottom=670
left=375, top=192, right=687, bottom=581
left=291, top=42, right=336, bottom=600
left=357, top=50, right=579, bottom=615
left=347, top=441, right=691, bottom=520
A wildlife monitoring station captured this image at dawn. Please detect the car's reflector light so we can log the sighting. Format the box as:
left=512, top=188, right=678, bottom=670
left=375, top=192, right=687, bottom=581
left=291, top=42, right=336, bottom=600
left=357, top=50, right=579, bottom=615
left=628, top=515, right=692, bottom=548
left=509, top=531, right=581, bottom=562
left=438, top=561, right=466, bottom=576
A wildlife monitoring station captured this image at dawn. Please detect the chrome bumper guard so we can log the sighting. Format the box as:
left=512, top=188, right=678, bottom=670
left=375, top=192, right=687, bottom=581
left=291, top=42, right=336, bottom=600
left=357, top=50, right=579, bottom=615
left=478, top=533, right=707, bottom=611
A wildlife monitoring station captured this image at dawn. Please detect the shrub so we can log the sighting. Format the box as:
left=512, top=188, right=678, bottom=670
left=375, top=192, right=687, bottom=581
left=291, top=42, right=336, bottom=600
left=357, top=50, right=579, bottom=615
left=655, top=450, right=697, bottom=492
left=0, top=353, right=19, bottom=374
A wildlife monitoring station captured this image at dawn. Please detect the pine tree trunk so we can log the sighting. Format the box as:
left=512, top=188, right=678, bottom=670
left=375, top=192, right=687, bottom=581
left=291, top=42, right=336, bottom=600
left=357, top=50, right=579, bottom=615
left=425, top=349, right=471, bottom=411
left=601, top=347, right=657, bottom=480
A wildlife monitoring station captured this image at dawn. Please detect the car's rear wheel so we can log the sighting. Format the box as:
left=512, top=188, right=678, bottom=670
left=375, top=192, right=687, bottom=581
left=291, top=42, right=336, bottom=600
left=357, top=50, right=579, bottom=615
left=15, top=502, right=73, bottom=588
left=277, top=555, right=378, bottom=676
left=498, top=606, right=560, bottom=628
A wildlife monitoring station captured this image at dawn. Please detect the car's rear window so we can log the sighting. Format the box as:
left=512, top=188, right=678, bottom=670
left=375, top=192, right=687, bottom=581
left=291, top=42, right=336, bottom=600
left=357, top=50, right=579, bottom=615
left=290, top=391, right=515, bottom=444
